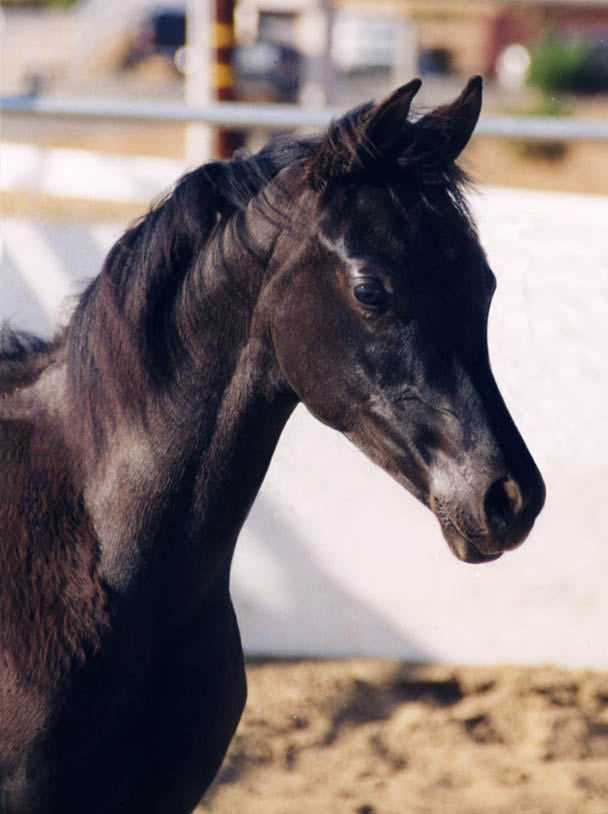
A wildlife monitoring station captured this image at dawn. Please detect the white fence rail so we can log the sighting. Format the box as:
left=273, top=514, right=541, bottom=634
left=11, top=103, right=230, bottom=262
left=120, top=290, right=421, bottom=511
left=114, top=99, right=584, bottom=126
left=3, top=94, right=608, bottom=141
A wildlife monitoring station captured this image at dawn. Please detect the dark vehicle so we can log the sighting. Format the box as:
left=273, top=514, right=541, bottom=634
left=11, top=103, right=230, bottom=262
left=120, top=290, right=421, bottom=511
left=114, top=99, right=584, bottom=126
left=419, top=47, right=453, bottom=76
left=122, top=6, right=300, bottom=101
left=123, top=7, right=186, bottom=69
left=233, top=40, right=300, bottom=103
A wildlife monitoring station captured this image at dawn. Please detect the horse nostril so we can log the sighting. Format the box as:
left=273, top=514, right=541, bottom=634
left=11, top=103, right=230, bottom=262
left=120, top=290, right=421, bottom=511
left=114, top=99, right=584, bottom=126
left=483, top=477, right=523, bottom=532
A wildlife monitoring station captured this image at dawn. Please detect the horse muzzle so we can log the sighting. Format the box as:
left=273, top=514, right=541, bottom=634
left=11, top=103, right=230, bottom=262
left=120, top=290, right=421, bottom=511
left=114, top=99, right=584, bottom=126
left=431, top=472, right=546, bottom=564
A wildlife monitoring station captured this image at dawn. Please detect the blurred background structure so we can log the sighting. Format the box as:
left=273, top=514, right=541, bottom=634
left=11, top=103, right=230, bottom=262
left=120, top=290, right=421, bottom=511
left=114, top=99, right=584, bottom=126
left=1, top=0, right=608, bottom=669
left=2, top=0, right=608, bottom=186
left=3, top=0, right=608, bottom=94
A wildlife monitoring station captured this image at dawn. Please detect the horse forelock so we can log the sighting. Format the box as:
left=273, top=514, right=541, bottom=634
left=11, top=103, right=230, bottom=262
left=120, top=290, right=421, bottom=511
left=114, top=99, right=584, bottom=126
left=303, top=101, right=476, bottom=226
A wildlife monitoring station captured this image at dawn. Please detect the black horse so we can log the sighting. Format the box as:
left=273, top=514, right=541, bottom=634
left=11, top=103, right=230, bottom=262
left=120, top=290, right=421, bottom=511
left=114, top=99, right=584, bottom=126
left=0, top=77, right=545, bottom=813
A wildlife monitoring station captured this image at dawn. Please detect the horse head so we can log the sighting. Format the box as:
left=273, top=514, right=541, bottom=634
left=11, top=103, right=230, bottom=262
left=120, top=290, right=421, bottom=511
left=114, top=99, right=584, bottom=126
left=265, top=77, right=545, bottom=563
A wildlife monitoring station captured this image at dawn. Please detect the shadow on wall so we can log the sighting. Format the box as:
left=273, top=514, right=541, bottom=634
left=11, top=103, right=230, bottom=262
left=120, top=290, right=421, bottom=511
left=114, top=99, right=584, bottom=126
left=231, top=493, right=432, bottom=663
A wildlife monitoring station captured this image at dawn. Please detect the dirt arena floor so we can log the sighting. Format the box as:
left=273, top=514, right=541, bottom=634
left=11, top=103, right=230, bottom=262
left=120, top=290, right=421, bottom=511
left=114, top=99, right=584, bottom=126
left=198, top=660, right=608, bottom=814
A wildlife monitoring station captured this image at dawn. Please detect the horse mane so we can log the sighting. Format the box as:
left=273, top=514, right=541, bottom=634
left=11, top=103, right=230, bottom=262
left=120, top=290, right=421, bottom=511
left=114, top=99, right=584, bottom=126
left=60, top=134, right=321, bottom=444
left=0, top=327, right=61, bottom=395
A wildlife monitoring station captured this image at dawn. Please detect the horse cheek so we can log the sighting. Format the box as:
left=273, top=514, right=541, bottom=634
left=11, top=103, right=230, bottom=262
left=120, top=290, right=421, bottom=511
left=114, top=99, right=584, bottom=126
left=271, top=296, right=359, bottom=431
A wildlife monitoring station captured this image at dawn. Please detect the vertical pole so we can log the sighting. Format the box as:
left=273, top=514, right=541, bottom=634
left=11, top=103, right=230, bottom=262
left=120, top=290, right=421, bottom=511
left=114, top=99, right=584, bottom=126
left=185, top=0, right=213, bottom=163
left=213, top=0, right=243, bottom=158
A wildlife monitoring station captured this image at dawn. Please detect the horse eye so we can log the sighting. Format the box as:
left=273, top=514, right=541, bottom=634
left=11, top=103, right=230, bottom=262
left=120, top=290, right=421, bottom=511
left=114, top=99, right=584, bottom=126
left=353, top=280, right=389, bottom=310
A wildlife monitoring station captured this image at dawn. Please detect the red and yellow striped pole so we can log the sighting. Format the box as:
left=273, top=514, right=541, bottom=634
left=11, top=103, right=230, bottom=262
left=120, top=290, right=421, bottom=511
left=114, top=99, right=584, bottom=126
left=211, top=0, right=243, bottom=158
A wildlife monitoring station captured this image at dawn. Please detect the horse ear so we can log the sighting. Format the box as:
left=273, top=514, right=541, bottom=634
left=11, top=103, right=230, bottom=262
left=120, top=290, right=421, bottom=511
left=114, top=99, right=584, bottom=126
left=364, top=78, right=422, bottom=155
left=416, top=75, right=483, bottom=162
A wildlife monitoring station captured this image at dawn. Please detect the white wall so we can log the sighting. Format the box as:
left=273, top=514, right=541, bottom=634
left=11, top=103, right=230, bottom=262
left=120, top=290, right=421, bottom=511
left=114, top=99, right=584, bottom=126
left=2, top=179, right=607, bottom=669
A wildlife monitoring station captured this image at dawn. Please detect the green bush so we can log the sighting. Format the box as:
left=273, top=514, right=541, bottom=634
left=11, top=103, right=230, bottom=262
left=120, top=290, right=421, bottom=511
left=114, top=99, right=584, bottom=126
left=529, top=34, right=608, bottom=95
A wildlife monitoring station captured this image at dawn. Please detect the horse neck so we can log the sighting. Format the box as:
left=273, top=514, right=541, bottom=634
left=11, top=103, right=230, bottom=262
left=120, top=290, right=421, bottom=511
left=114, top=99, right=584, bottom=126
left=70, top=199, right=298, bottom=597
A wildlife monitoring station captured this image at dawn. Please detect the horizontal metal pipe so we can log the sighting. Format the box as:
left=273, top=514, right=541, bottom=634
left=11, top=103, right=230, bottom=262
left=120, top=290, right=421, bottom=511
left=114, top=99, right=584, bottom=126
left=2, top=94, right=608, bottom=141
left=476, top=115, right=608, bottom=142
left=0, top=95, right=337, bottom=130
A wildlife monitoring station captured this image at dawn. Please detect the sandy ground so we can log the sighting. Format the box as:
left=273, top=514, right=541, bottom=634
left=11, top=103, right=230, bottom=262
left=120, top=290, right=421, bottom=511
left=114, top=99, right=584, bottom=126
left=198, top=660, right=608, bottom=814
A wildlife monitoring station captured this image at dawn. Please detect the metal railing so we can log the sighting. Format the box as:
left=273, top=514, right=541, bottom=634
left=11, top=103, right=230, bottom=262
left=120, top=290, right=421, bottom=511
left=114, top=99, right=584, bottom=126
left=2, top=94, right=608, bottom=141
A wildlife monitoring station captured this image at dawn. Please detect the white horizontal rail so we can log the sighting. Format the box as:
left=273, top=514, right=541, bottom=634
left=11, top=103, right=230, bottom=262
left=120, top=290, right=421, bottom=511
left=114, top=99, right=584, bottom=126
left=3, top=94, right=608, bottom=141
left=1, top=95, right=337, bottom=130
